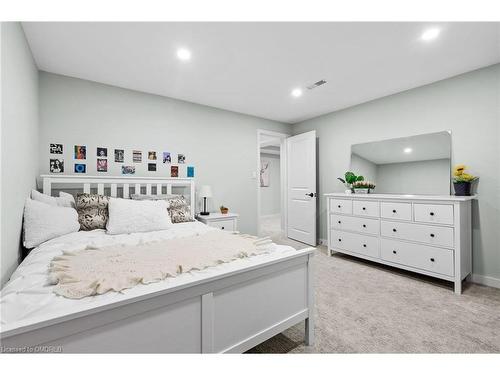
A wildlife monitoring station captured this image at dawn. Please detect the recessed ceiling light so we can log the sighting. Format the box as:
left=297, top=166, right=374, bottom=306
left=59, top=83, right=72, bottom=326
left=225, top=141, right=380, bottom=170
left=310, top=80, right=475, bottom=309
left=176, top=48, right=191, bottom=61
left=404, top=147, right=413, bottom=154
left=421, top=28, right=441, bottom=41
left=291, top=88, right=303, bottom=98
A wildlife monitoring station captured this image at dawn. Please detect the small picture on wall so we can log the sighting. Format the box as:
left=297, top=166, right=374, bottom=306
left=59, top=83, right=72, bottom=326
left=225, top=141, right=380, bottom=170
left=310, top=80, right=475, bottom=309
left=50, top=143, right=63, bottom=154
left=115, top=149, right=124, bottom=162
left=97, top=159, right=108, bottom=172
left=260, top=160, right=270, bottom=187
left=171, top=166, right=179, bottom=177
left=187, top=166, right=195, bottom=178
left=74, top=145, right=86, bottom=160
left=97, top=147, right=108, bottom=157
left=133, top=150, right=142, bottom=163
left=148, top=151, right=157, bottom=161
left=178, top=154, right=186, bottom=164
left=122, top=165, right=135, bottom=175
left=162, top=152, right=171, bottom=164
left=148, top=163, right=157, bottom=172
left=50, top=159, right=64, bottom=173
left=74, top=163, right=86, bottom=174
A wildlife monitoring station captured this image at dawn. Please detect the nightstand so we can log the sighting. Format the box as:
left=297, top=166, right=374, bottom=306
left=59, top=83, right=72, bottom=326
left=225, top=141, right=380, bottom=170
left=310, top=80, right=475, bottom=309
left=196, top=212, right=239, bottom=232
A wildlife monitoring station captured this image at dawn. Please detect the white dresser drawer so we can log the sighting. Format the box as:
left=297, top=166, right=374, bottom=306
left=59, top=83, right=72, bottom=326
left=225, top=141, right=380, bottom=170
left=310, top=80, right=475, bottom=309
left=330, top=199, right=353, bottom=215
left=414, top=204, right=454, bottom=225
left=380, top=220, right=454, bottom=248
left=330, top=230, right=379, bottom=258
left=380, top=202, right=412, bottom=221
left=352, top=200, right=380, bottom=217
left=380, top=238, right=454, bottom=277
left=331, top=214, right=379, bottom=236
left=209, top=219, right=235, bottom=231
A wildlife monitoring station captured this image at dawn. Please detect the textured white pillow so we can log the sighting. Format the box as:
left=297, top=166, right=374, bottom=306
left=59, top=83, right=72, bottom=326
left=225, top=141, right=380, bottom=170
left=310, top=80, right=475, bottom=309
left=31, top=190, right=75, bottom=208
left=23, top=198, right=80, bottom=248
left=106, top=198, right=172, bottom=235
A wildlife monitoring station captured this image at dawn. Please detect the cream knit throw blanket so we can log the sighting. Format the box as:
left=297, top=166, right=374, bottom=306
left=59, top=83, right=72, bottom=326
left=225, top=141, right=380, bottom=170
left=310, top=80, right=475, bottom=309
left=49, top=231, right=273, bottom=299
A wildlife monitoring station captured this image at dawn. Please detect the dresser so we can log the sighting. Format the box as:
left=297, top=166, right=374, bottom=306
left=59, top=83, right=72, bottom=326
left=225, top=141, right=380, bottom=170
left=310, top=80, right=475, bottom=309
left=325, top=193, right=475, bottom=294
left=196, top=212, right=239, bottom=232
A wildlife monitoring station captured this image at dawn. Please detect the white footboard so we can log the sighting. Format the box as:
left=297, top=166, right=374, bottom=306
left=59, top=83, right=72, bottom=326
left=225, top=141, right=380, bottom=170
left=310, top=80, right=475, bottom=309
left=1, top=249, right=315, bottom=353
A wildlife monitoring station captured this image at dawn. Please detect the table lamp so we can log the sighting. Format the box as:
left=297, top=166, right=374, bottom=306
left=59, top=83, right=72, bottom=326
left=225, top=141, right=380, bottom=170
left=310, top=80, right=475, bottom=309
left=199, top=185, right=212, bottom=216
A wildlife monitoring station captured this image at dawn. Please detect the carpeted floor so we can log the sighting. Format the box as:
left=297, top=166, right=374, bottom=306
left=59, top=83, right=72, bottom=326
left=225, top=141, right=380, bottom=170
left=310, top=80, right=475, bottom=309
left=247, top=242, right=500, bottom=353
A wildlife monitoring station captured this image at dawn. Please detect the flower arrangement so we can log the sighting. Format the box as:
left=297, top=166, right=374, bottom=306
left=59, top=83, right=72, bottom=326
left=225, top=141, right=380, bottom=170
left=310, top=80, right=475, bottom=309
left=352, top=180, right=376, bottom=189
left=337, top=172, right=375, bottom=193
left=452, top=164, right=478, bottom=196
left=220, top=205, right=229, bottom=214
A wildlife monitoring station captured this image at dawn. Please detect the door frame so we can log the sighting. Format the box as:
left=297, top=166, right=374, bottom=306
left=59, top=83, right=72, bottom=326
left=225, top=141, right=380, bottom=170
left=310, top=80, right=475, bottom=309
left=256, top=129, right=289, bottom=237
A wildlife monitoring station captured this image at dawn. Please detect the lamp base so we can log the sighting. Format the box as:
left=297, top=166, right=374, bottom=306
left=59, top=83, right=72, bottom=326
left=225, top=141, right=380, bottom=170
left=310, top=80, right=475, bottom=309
left=199, top=211, right=210, bottom=216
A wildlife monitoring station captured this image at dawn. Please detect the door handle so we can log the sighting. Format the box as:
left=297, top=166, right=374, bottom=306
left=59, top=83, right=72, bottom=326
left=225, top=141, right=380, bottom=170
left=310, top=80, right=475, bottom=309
left=305, top=193, right=316, bottom=197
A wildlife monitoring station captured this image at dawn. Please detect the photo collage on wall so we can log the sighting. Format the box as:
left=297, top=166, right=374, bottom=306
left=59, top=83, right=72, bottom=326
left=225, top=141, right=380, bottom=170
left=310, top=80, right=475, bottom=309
left=49, top=143, right=194, bottom=178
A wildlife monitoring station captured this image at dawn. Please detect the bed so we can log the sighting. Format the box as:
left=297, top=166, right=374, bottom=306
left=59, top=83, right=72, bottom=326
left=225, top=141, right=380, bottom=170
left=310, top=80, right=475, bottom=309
left=0, top=175, right=315, bottom=353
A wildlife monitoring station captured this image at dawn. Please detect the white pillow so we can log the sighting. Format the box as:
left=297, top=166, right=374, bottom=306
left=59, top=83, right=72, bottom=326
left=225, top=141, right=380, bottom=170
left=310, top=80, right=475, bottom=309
left=23, top=198, right=80, bottom=248
left=106, top=198, right=172, bottom=235
left=31, top=190, right=75, bottom=208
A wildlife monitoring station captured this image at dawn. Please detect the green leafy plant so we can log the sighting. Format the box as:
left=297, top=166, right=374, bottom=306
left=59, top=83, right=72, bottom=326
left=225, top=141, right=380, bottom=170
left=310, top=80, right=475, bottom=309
left=338, top=171, right=364, bottom=185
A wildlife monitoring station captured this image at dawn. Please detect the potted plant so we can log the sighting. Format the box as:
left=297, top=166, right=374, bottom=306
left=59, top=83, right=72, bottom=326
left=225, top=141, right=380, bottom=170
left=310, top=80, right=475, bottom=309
left=338, top=171, right=365, bottom=193
left=352, top=180, right=376, bottom=194
left=220, top=205, right=229, bottom=214
left=453, top=164, right=478, bottom=196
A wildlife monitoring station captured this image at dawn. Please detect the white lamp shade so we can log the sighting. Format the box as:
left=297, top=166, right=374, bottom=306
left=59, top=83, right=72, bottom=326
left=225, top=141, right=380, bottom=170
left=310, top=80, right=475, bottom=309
left=199, top=185, right=212, bottom=198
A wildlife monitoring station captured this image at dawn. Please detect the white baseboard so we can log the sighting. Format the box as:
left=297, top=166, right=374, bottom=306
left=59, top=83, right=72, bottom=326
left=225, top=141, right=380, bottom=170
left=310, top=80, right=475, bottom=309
left=470, top=274, right=500, bottom=289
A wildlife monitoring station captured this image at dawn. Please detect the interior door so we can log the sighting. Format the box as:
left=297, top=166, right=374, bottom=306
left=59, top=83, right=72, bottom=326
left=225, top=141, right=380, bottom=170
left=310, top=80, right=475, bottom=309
left=286, top=130, right=317, bottom=245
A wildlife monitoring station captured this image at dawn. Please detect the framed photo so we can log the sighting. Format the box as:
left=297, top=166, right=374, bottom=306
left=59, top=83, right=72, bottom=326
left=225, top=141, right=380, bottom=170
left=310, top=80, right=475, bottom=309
left=97, top=159, right=108, bottom=172
left=133, top=150, right=142, bottom=163
left=187, top=166, right=194, bottom=178
left=162, top=151, right=171, bottom=164
left=260, top=160, right=270, bottom=187
left=148, top=151, right=157, bottom=161
left=50, top=143, right=63, bottom=154
left=171, top=166, right=178, bottom=177
left=148, top=163, right=157, bottom=172
left=122, top=165, right=135, bottom=175
left=97, top=147, right=108, bottom=157
left=74, top=145, right=86, bottom=160
left=50, top=159, right=64, bottom=173
left=74, top=163, right=86, bottom=173
left=115, top=149, right=124, bottom=163
left=178, top=154, right=186, bottom=164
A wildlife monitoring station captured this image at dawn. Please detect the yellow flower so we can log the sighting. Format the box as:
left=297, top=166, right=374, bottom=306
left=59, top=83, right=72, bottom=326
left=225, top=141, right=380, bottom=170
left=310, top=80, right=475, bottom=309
left=453, top=164, right=466, bottom=176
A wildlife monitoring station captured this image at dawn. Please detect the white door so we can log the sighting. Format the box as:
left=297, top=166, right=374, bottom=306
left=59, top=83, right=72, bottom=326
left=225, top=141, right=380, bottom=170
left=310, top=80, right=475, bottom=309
left=286, top=131, right=317, bottom=245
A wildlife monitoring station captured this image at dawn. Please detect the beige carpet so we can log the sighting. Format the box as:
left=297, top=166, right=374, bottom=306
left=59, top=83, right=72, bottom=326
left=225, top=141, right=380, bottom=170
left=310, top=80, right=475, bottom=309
left=248, top=243, right=500, bottom=353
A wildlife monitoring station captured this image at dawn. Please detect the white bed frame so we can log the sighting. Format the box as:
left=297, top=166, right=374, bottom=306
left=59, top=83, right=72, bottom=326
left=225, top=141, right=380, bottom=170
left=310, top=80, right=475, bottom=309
left=1, top=175, right=315, bottom=353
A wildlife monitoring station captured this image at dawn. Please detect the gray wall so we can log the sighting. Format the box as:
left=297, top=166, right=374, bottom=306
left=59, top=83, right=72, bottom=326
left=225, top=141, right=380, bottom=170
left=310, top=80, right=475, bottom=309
left=350, top=153, right=377, bottom=182
left=260, top=153, right=281, bottom=216
left=1, top=23, right=39, bottom=286
left=293, top=64, right=500, bottom=281
left=39, top=72, right=290, bottom=237
left=376, top=159, right=450, bottom=195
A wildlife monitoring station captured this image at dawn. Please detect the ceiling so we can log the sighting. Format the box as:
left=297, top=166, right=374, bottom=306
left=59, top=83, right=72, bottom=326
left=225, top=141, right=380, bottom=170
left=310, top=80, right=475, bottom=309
left=22, top=22, right=500, bottom=124
left=351, top=131, right=451, bottom=164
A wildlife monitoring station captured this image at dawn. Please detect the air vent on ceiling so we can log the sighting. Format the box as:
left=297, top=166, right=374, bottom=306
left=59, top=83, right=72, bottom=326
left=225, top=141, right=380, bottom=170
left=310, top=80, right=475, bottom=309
left=306, top=79, right=327, bottom=90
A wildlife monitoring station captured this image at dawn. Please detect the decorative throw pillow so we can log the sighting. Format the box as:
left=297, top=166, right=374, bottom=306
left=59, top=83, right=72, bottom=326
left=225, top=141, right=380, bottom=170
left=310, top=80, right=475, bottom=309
left=76, top=193, right=110, bottom=231
left=23, top=198, right=80, bottom=248
left=31, top=189, right=76, bottom=208
left=169, top=204, right=194, bottom=223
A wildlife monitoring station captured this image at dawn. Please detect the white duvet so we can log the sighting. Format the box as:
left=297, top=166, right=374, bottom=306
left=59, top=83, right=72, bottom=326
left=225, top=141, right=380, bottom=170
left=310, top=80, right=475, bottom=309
left=0, top=222, right=297, bottom=330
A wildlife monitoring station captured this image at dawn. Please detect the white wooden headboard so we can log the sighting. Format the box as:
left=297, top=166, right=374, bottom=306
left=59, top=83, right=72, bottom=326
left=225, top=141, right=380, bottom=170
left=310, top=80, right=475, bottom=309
left=40, top=175, right=196, bottom=217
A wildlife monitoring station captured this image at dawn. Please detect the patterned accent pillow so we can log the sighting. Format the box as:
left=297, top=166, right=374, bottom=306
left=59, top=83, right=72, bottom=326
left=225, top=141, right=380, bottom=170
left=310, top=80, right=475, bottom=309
left=76, top=193, right=110, bottom=231
left=169, top=204, right=194, bottom=223
left=167, top=196, right=188, bottom=209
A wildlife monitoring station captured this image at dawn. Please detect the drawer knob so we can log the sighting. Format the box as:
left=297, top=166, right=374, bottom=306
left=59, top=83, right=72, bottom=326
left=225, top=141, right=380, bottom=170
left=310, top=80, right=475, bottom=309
left=430, top=233, right=435, bottom=238
left=362, top=207, right=366, bottom=210
left=222, top=226, right=225, bottom=230
left=338, top=220, right=341, bottom=224
left=430, top=212, right=435, bottom=216
left=392, top=209, right=397, bottom=213
left=338, top=238, right=342, bottom=242
left=362, top=224, right=366, bottom=228
left=430, top=258, right=435, bottom=262
left=392, top=250, right=397, bottom=254
left=338, top=205, right=341, bottom=208
left=363, top=244, right=367, bottom=248
left=392, top=228, right=397, bottom=232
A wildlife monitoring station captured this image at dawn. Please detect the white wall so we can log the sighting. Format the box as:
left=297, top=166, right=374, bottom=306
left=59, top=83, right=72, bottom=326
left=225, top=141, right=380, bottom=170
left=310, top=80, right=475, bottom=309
left=260, top=153, right=281, bottom=216
left=39, top=72, right=290, bottom=236
left=293, top=64, right=500, bottom=281
left=376, top=159, right=450, bottom=195
left=350, top=153, right=377, bottom=182
left=1, top=23, right=39, bottom=286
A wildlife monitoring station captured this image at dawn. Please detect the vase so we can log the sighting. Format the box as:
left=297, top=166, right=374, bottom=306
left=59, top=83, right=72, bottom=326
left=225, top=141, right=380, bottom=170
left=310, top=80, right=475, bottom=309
left=454, top=182, right=471, bottom=196
left=354, top=188, right=369, bottom=194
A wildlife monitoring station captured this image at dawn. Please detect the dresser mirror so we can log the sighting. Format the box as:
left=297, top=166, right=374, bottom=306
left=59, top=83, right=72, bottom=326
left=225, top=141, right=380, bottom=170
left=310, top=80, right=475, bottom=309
left=350, top=131, right=451, bottom=195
